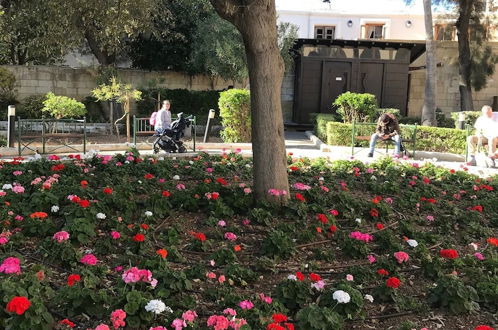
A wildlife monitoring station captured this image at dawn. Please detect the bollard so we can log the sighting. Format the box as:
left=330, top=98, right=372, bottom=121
left=458, top=111, right=466, bottom=130
left=203, top=109, right=216, bottom=143
left=7, top=105, right=15, bottom=148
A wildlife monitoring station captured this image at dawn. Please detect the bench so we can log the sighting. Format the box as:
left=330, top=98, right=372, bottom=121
left=351, top=120, right=417, bottom=157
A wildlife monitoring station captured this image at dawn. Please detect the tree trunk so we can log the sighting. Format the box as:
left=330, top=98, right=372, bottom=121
left=209, top=0, right=290, bottom=202
left=422, top=0, right=437, bottom=126
left=84, top=30, right=116, bottom=66
left=455, top=0, right=474, bottom=111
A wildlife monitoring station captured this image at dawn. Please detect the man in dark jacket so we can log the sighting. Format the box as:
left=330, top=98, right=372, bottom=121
left=367, top=113, right=401, bottom=157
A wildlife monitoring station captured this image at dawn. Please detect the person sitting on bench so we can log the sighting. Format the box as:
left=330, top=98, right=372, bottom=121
left=368, top=113, right=401, bottom=158
left=467, top=105, right=498, bottom=167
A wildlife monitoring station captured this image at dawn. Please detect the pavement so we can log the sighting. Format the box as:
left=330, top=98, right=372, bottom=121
left=1, top=131, right=498, bottom=178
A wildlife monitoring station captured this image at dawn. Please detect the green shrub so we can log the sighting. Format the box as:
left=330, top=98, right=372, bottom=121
left=436, top=110, right=455, bottom=128
left=427, top=275, right=479, bottom=314
left=42, top=92, right=87, bottom=119
left=399, top=116, right=421, bottom=125
left=450, top=111, right=480, bottom=128
left=218, top=89, right=251, bottom=142
left=0, top=67, right=18, bottom=120
left=375, top=108, right=400, bottom=119
left=17, top=94, right=47, bottom=119
left=315, top=114, right=337, bottom=141
left=333, top=92, right=377, bottom=123
left=324, top=121, right=467, bottom=154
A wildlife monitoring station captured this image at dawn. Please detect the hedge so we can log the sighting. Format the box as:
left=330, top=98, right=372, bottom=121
left=324, top=121, right=467, bottom=154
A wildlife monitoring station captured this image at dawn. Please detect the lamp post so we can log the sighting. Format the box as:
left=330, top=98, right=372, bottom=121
left=458, top=111, right=466, bottom=130
left=203, top=109, right=216, bottom=143
left=7, top=105, right=15, bottom=148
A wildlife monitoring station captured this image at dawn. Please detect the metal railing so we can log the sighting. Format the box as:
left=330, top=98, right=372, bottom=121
left=17, top=117, right=87, bottom=155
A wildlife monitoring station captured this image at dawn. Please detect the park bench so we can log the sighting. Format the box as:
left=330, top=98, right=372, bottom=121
left=351, top=120, right=418, bottom=157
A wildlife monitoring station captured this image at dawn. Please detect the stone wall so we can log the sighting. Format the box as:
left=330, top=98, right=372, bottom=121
left=2, top=65, right=246, bottom=102
left=408, top=41, right=498, bottom=118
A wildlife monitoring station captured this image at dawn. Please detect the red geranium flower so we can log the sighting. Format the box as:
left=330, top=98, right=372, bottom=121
left=316, top=214, right=328, bottom=224
left=487, top=237, right=498, bottom=247
left=372, top=196, right=382, bottom=204
left=51, top=164, right=65, bottom=172
left=377, top=269, right=389, bottom=276
left=329, top=209, right=339, bottom=216
left=329, top=225, right=337, bottom=233
left=140, top=224, right=149, bottom=230
left=289, top=166, right=299, bottom=172
left=309, top=273, right=321, bottom=282
left=475, top=326, right=494, bottom=330
left=78, top=200, right=90, bottom=208
left=471, top=205, right=483, bottom=212
left=375, top=223, right=384, bottom=230
left=439, top=249, right=459, bottom=259
left=162, top=190, right=171, bottom=197
left=211, top=192, right=220, bottom=200
left=67, top=274, right=81, bottom=287
left=144, top=173, right=154, bottom=179
left=80, top=180, right=88, bottom=187
left=386, top=277, right=401, bottom=289
left=370, top=208, right=379, bottom=217
left=295, top=271, right=305, bottom=281
left=6, top=296, right=30, bottom=315
left=272, top=314, right=288, bottom=323
left=133, top=234, right=145, bottom=242
left=295, top=193, right=305, bottom=202
left=29, top=212, right=48, bottom=219
left=156, top=249, right=168, bottom=259
left=59, top=319, right=75, bottom=328
left=267, top=324, right=286, bottom=330
left=216, top=178, right=228, bottom=186
left=191, top=232, right=206, bottom=242
left=103, top=187, right=113, bottom=194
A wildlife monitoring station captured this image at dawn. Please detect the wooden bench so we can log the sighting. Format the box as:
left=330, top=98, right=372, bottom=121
left=351, top=120, right=417, bottom=157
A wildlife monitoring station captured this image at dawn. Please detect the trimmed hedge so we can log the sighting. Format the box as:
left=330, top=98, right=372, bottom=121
left=324, top=121, right=467, bottom=154
left=450, top=111, right=480, bottom=128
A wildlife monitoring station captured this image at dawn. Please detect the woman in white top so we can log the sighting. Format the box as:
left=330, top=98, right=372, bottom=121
left=154, top=100, right=172, bottom=134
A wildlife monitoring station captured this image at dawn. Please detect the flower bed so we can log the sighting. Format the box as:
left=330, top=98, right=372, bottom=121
left=0, top=152, right=497, bottom=329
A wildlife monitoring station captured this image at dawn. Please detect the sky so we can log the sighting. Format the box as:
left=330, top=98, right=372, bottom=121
left=275, top=0, right=427, bottom=15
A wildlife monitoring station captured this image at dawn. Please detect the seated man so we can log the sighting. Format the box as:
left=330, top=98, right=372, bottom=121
left=368, top=113, right=402, bottom=157
left=467, top=105, right=498, bottom=167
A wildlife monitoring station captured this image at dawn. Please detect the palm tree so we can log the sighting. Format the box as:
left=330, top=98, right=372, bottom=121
left=422, top=0, right=437, bottom=126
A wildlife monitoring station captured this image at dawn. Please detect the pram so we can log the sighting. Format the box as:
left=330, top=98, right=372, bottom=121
left=152, top=113, right=192, bottom=154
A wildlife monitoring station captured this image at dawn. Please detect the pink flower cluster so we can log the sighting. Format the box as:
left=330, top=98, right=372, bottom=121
left=110, top=309, right=126, bottom=329
left=12, top=183, right=25, bottom=194
left=349, top=231, right=374, bottom=243
left=292, top=182, right=311, bottom=191
left=52, top=231, right=70, bottom=243
left=238, top=300, right=254, bottom=309
left=258, top=293, right=272, bottom=304
left=170, top=310, right=198, bottom=330
left=393, top=251, right=410, bottom=264
left=80, top=254, right=99, bottom=266
left=224, top=232, right=237, bottom=241
left=207, top=310, right=248, bottom=330
left=0, top=257, right=21, bottom=275
left=267, top=189, right=287, bottom=196
left=122, top=267, right=157, bottom=287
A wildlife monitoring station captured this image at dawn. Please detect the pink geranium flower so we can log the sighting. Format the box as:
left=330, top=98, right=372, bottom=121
left=80, top=254, right=98, bottom=266
left=394, top=251, right=410, bottom=264
left=52, top=231, right=70, bottom=243
left=182, top=310, right=198, bottom=322
left=0, top=257, right=21, bottom=275
left=238, top=300, right=254, bottom=309
left=224, top=232, right=237, bottom=241
left=110, top=309, right=126, bottom=329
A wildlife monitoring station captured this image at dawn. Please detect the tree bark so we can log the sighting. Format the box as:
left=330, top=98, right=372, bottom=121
left=209, top=0, right=290, bottom=202
left=84, top=30, right=116, bottom=66
left=455, top=0, right=474, bottom=111
left=422, top=0, right=437, bottom=126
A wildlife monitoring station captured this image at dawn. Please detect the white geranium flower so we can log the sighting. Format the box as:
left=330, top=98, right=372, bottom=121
left=51, top=205, right=59, bottom=213
left=355, top=218, right=362, bottom=224
left=333, top=290, right=351, bottom=304
left=407, top=239, right=418, bottom=248
left=364, top=294, right=374, bottom=303
left=2, top=184, right=12, bottom=190
left=144, top=299, right=168, bottom=314
left=145, top=211, right=153, bottom=217
left=96, top=213, right=106, bottom=220
left=287, top=275, right=297, bottom=281
left=245, top=164, right=251, bottom=168
left=370, top=175, right=377, bottom=181
left=124, top=161, right=130, bottom=164
left=319, top=177, right=324, bottom=181
left=173, top=175, right=180, bottom=180
left=189, top=161, right=194, bottom=165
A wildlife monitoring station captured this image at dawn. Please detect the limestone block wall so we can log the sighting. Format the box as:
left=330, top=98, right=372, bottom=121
left=408, top=41, right=498, bottom=118
left=2, top=65, right=245, bottom=102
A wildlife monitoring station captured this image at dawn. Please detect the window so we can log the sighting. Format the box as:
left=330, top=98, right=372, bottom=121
left=362, top=24, right=385, bottom=39
left=434, top=24, right=456, bottom=40
left=314, top=26, right=335, bottom=40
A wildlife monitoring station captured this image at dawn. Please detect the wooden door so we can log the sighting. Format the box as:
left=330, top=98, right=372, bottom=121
left=358, top=62, right=384, bottom=105
left=294, top=59, right=323, bottom=124
left=320, top=61, right=352, bottom=114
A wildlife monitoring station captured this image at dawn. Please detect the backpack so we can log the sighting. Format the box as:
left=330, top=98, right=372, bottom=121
left=149, top=112, right=158, bottom=126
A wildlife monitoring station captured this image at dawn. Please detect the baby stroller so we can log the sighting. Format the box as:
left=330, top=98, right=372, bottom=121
left=153, top=113, right=192, bottom=154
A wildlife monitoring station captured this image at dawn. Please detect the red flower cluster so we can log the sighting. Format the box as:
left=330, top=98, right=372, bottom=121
left=59, top=318, right=75, bottom=328
left=487, top=237, right=498, bottom=247
left=289, top=166, right=299, bottom=172
left=369, top=208, right=379, bottom=218
left=386, top=277, right=401, bottom=289
left=78, top=200, right=90, bottom=208
left=191, top=232, right=206, bottom=242
left=51, top=164, right=65, bottom=172
left=162, top=190, right=171, bottom=197
left=439, top=249, right=459, bottom=259
left=329, top=209, right=339, bottom=216
left=144, top=173, right=155, bottom=179
left=420, top=197, right=436, bottom=204
left=295, top=271, right=305, bottom=281
left=475, top=325, right=494, bottom=330
left=375, top=223, right=384, bottom=230
left=471, top=205, right=483, bottom=212
left=29, top=212, right=48, bottom=219
left=80, top=180, right=88, bottom=187
left=422, top=177, right=431, bottom=184
left=132, top=234, right=145, bottom=242
left=372, top=196, right=382, bottom=204
left=267, top=313, right=294, bottom=330
left=377, top=269, right=389, bottom=276
left=295, top=193, right=305, bottom=202
left=103, top=187, right=113, bottom=195
left=216, top=178, right=228, bottom=186
left=329, top=225, right=337, bottom=233
left=309, top=273, right=321, bottom=282
left=316, top=214, right=328, bottom=224
left=67, top=274, right=81, bottom=287
left=6, top=296, right=31, bottom=315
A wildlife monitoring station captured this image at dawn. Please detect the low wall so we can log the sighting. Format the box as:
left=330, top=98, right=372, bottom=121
left=2, top=65, right=246, bottom=102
